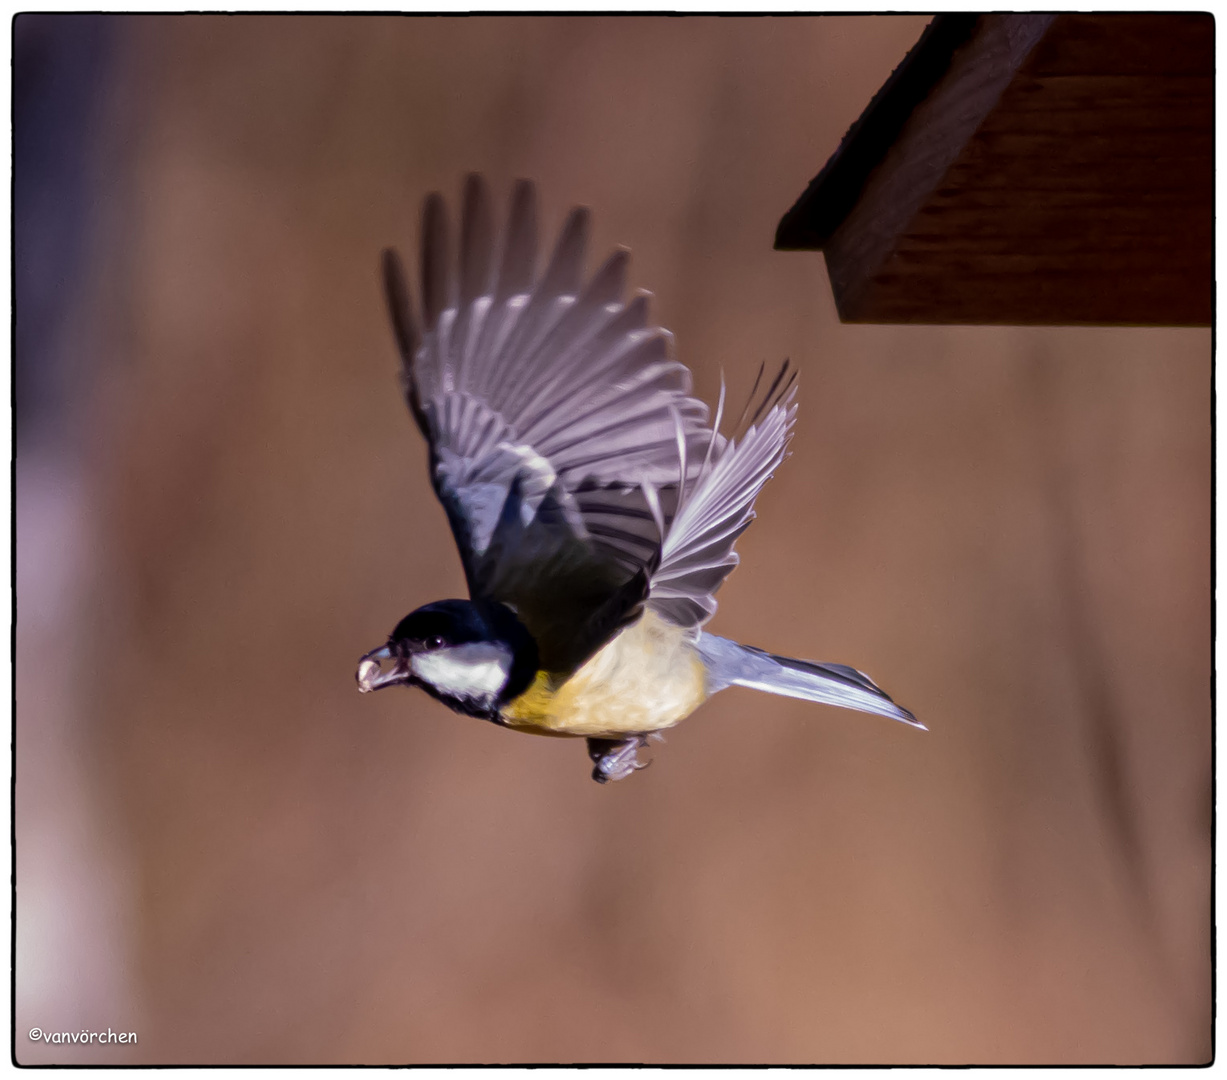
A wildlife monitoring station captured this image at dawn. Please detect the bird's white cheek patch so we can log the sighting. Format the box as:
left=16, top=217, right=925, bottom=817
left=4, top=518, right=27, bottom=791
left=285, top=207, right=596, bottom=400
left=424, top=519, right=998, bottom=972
left=410, top=642, right=512, bottom=699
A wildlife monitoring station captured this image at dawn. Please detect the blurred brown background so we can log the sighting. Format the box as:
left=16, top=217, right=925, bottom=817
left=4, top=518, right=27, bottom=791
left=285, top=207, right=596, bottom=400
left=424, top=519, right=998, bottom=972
left=15, top=14, right=1210, bottom=1065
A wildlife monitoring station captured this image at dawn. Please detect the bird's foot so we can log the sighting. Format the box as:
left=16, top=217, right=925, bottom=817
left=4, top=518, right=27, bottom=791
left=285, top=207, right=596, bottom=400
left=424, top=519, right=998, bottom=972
left=587, top=735, right=653, bottom=784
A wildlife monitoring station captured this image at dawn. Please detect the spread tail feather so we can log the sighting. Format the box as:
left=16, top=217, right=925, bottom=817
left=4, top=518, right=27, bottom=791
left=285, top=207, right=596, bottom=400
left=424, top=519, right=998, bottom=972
left=696, top=634, right=924, bottom=729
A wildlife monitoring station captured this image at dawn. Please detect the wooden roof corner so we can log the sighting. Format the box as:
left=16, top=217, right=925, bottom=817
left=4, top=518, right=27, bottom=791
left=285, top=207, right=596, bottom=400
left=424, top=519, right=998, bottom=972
left=777, top=13, right=1213, bottom=326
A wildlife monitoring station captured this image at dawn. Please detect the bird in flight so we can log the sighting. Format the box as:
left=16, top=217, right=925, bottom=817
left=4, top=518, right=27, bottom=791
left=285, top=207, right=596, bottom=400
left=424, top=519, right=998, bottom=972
left=357, top=176, right=922, bottom=782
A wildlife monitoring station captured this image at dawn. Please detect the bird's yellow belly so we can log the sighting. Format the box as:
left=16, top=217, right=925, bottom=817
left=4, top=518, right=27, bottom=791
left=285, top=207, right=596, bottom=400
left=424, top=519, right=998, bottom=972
left=501, top=610, right=708, bottom=737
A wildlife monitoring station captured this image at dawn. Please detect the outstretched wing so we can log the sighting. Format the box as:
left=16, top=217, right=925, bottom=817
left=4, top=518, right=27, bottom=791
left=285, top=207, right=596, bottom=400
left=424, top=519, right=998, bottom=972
left=648, top=364, right=798, bottom=627
left=382, top=175, right=715, bottom=674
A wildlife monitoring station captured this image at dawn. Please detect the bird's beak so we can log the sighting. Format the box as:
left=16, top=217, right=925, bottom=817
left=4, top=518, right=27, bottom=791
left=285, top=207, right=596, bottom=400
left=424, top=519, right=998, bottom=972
left=356, top=645, right=411, bottom=693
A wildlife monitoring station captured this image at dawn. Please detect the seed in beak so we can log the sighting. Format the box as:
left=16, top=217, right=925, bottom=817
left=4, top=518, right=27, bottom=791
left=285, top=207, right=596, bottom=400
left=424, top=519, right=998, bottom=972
left=356, top=645, right=396, bottom=692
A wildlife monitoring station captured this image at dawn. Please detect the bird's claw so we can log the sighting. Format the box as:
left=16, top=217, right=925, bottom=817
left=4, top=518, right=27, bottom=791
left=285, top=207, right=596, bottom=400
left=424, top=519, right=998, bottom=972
left=587, top=734, right=653, bottom=784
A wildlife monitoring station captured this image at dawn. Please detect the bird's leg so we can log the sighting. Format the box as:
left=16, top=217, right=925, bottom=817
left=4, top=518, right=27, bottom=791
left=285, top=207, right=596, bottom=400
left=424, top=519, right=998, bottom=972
left=587, top=734, right=652, bottom=784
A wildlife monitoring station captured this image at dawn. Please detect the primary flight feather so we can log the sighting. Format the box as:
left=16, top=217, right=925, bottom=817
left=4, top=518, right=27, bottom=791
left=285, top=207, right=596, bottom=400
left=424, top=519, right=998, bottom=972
left=358, top=175, right=922, bottom=782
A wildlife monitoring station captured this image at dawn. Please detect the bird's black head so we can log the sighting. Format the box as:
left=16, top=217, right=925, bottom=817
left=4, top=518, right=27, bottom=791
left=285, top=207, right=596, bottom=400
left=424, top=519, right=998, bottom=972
left=356, top=599, right=538, bottom=719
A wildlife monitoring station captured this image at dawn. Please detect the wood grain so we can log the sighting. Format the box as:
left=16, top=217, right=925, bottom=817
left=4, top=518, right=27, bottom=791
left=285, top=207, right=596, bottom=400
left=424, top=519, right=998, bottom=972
left=781, top=14, right=1213, bottom=326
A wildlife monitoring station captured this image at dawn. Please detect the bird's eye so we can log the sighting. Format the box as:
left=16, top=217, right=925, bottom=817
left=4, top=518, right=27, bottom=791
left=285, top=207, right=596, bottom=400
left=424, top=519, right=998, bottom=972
left=424, top=636, right=444, bottom=650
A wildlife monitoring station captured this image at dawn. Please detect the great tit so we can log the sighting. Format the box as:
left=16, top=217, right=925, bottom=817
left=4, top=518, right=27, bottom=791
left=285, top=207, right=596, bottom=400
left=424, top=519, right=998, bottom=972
left=357, top=176, right=923, bottom=782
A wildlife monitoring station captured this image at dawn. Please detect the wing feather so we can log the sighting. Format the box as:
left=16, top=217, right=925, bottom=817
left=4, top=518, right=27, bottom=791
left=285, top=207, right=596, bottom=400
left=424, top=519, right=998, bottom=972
left=459, top=173, right=494, bottom=306
left=648, top=373, right=798, bottom=627
left=420, top=193, right=451, bottom=334
left=494, top=179, right=537, bottom=302
left=387, top=175, right=721, bottom=673
left=385, top=176, right=801, bottom=655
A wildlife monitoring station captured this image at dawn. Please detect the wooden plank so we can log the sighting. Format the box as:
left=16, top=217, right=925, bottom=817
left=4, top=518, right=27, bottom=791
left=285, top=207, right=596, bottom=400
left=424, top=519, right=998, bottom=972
left=774, top=14, right=982, bottom=249
left=777, top=14, right=1213, bottom=326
